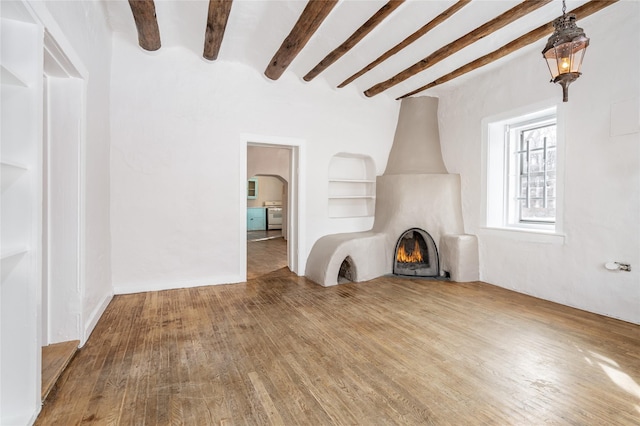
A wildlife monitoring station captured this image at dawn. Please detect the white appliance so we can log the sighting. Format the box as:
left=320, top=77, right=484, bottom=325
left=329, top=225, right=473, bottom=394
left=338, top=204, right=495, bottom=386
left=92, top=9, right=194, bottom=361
left=264, top=201, right=283, bottom=230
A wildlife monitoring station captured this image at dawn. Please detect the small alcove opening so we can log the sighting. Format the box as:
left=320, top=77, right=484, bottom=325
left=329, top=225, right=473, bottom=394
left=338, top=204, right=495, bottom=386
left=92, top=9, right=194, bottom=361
left=338, top=256, right=356, bottom=284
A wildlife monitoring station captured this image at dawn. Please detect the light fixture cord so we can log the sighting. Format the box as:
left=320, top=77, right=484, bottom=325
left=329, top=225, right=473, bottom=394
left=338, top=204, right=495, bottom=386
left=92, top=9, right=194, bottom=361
left=562, top=0, right=566, bottom=16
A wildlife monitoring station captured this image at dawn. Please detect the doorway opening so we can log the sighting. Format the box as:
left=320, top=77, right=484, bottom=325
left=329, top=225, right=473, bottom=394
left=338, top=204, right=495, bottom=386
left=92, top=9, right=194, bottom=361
left=247, top=174, right=286, bottom=240
left=42, top=32, right=84, bottom=346
left=241, top=135, right=305, bottom=282
left=41, top=30, right=86, bottom=401
left=246, top=174, right=288, bottom=280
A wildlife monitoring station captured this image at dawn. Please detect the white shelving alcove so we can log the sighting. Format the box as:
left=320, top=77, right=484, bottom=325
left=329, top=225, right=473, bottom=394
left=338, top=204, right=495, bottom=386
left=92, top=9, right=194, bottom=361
left=1, top=13, right=44, bottom=426
left=328, top=153, right=376, bottom=218
left=2, top=2, right=89, bottom=423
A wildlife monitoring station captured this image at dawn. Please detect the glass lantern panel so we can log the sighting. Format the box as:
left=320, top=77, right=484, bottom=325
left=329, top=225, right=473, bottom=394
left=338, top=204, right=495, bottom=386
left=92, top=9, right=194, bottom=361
left=554, top=43, right=574, bottom=75
left=569, top=41, right=587, bottom=73
left=544, top=53, right=560, bottom=79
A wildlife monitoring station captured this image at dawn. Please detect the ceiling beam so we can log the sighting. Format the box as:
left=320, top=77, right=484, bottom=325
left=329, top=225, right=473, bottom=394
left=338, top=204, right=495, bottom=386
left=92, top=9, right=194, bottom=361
left=364, top=0, right=552, bottom=97
left=303, top=0, right=405, bottom=82
left=338, top=0, right=471, bottom=88
left=264, top=0, right=338, bottom=81
left=128, top=0, right=161, bottom=51
left=203, top=0, right=233, bottom=61
left=397, top=0, right=619, bottom=99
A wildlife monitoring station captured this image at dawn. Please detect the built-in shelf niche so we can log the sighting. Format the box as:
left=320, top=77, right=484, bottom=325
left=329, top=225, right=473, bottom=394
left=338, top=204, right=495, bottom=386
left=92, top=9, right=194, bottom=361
left=1, top=15, right=43, bottom=425
left=1, top=246, right=29, bottom=260
left=1, top=63, right=29, bottom=87
left=328, top=153, right=376, bottom=218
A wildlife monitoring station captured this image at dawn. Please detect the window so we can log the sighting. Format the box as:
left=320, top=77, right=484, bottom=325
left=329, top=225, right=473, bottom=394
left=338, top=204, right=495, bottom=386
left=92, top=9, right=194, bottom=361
left=485, top=105, right=562, bottom=234
left=508, top=115, right=557, bottom=224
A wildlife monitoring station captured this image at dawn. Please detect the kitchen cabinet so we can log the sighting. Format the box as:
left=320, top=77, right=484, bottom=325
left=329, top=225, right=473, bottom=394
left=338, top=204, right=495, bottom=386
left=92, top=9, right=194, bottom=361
left=247, top=207, right=266, bottom=231
left=247, top=178, right=258, bottom=199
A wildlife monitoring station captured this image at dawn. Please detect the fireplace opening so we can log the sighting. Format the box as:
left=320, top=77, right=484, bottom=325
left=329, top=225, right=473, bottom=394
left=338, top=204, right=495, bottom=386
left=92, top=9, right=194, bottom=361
left=338, top=256, right=356, bottom=284
left=393, top=228, right=439, bottom=277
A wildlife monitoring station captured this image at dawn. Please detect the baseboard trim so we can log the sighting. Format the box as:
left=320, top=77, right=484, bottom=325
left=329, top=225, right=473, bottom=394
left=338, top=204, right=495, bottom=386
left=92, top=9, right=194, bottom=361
left=82, top=291, right=113, bottom=346
left=113, top=275, right=243, bottom=295
left=480, top=279, right=640, bottom=326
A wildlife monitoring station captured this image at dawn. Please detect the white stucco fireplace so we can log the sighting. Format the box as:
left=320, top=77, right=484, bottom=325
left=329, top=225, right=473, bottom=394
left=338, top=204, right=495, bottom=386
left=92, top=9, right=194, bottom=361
left=306, top=96, right=479, bottom=286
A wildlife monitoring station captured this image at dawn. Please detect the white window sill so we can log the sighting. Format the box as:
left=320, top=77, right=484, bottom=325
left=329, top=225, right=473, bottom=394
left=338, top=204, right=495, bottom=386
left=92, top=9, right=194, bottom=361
left=479, top=226, right=566, bottom=244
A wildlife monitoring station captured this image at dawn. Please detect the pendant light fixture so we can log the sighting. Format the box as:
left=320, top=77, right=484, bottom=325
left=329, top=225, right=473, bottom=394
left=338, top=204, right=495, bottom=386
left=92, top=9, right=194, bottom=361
left=542, top=0, right=590, bottom=102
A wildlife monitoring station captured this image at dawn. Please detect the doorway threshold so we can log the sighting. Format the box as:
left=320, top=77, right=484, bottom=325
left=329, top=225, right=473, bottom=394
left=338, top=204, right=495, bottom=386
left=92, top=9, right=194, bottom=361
left=42, top=340, right=79, bottom=401
left=247, top=230, right=282, bottom=242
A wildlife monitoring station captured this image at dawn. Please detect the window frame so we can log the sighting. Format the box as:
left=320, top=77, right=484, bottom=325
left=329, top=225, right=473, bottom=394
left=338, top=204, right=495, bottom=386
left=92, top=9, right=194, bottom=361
left=482, top=101, right=565, bottom=240
left=507, top=114, right=557, bottom=227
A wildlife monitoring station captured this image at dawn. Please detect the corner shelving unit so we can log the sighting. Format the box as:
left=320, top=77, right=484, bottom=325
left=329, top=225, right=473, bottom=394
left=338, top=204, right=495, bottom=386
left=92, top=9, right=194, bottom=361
left=328, top=153, right=376, bottom=218
left=1, top=14, right=43, bottom=426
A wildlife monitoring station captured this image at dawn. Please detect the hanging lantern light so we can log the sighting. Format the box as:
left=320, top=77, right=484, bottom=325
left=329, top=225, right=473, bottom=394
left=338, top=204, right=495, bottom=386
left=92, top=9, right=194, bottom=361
left=542, top=0, right=590, bottom=102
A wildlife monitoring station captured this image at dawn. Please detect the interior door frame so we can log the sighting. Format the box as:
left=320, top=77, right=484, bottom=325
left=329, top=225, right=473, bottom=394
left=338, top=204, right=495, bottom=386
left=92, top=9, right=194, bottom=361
left=36, top=7, right=88, bottom=345
left=240, top=134, right=306, bottom=280
left=42, top=71, right=84, bottom=345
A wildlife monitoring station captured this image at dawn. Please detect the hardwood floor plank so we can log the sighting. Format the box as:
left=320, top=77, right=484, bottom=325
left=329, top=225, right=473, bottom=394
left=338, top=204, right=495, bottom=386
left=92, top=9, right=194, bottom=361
left=247, top=371, right=285, bottom=425
left=41, top=340, right=80, bottom=401
left=36, top=245, right=640, bottom=425
left=246, top=237, right=287, bottom=280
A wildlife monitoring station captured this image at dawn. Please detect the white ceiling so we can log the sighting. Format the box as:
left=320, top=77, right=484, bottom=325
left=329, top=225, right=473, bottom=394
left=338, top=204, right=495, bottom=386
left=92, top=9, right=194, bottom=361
left=104, top=0, right=594, bottom=99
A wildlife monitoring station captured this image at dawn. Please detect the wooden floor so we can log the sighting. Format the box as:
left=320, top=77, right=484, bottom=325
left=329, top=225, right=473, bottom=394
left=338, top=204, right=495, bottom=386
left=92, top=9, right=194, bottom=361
left=246, top=237, right=287, bottom=281
left=37, top=240, right=640, bottom=425
left=247, top=230, right=282, bottom=242
left=41, top=340, right=80, bottom=401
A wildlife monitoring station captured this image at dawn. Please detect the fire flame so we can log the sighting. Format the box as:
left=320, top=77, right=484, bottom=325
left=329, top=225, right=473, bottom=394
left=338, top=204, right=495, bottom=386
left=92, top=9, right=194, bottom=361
left=396, top=239, right=423, bottom=263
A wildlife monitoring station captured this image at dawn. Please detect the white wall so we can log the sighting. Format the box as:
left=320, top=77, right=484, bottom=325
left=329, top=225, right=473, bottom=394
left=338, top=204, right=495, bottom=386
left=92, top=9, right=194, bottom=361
left=247, top=146, right=290, bottom=181
left=9, top=0, right=114, bottom=343
left=438, top=2, right=639, bottom=324
left=0, top=1, right=111, bottom=423
left=42, top=0, right=113, bottom=340
left=247, top=176, right=284, bottom=208
left=110, top=35, right=398, bottom=293
left=247, top=146, right=287, bottom=209
left=46, top=76, right=82, bottom=343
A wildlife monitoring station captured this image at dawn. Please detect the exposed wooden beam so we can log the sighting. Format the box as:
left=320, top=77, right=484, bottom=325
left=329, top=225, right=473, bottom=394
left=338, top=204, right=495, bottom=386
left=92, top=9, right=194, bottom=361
left=303, top=0, right=405, bottom=82
left=364, top=0, right=552, bottom=97
left=203, top=0, right=233, bottom=61
left=338, top=0, right=471, bottom=88
left=264, top=0, right=338, bottom=81
left=128, top=0, right=161, bottom=51
left=397, top=0, right=619, bottom=99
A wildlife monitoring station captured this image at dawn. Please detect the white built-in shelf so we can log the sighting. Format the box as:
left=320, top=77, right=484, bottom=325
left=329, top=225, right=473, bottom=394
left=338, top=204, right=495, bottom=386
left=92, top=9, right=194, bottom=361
left=1, top=160, right=29, bottom=191
left=1, top=64, right=28, bottom=87
left=328, top=153, right=376, bottom=218
left=1, top=159, right=29, bottom=170
left=2, top=13, right=44, bottom=424
left=1, top=246, right=29, bottom=260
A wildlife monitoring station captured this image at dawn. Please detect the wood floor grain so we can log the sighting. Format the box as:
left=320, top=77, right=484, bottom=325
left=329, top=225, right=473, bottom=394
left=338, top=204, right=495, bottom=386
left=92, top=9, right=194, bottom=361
left=41, top=340, right=80, bottom=401
left=36, top=242, right=640, bottom=425
left=246, top=237, right=287, bottom=281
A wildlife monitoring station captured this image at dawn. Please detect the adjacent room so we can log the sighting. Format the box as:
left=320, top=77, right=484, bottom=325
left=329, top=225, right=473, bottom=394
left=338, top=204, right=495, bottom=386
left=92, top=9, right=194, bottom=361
left=1, top=0, right=638, bottom=424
